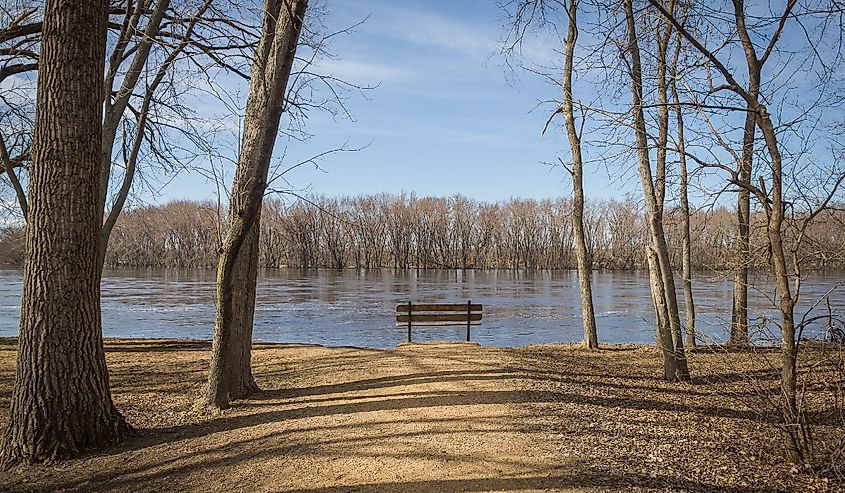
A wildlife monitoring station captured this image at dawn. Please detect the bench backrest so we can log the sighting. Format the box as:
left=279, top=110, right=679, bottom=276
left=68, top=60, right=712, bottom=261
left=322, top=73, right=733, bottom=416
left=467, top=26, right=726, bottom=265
left=395, top=301, right=483, bottom=342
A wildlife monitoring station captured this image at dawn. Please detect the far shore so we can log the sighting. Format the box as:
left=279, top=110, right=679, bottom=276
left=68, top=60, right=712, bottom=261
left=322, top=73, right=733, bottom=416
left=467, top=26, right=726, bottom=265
left=0, top=338, right=840, bottom=492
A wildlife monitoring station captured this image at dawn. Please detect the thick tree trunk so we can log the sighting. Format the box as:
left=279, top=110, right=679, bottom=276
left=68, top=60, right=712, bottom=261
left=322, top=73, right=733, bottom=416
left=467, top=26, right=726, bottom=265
left=560, top=0, right=598, bottom=349
left=624, top=0, right=689, bottom=381
left=206, top=0, right=307, bottom=410
left=647, top=244, right=668, bottom=347
left=1, top=0, right=128, bottom=465
left=227, top=211, right=261, bottom=399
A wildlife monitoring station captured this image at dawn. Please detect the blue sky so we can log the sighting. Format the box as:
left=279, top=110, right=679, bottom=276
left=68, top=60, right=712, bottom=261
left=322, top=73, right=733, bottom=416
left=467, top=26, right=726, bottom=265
left=160, top=0, right=637, bottom=205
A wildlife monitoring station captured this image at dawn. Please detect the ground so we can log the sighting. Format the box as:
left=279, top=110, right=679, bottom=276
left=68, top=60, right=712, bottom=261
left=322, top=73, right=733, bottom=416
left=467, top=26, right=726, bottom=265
left=0, top=339, right=841, bottom=492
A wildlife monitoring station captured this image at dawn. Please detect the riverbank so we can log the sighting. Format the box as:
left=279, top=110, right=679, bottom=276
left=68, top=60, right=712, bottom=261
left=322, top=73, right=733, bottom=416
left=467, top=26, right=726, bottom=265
left=0, top=339, right=841, bottom=492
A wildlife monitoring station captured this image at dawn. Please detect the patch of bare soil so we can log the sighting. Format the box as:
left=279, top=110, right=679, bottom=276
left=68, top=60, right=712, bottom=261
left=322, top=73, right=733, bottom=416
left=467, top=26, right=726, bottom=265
left=0, top=339, right=841, bottom=492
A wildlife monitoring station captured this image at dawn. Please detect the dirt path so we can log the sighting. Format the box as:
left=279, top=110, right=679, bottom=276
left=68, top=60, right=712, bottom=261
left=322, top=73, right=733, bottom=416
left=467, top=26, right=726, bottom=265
left=0, top=339, right=840, bottom=492
left=0, top=341, right=569, bottom=492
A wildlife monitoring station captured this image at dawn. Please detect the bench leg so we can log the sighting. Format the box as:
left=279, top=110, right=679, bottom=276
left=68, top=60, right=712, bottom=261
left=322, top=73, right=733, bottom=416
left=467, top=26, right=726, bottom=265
left=466, top=300, right=471, bottom=342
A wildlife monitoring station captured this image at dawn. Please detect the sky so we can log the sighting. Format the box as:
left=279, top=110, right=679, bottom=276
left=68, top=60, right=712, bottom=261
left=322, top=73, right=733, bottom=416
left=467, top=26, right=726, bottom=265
left=1, top=0, right=833, bottom=213
left=159, top=0, right=638, bottom=205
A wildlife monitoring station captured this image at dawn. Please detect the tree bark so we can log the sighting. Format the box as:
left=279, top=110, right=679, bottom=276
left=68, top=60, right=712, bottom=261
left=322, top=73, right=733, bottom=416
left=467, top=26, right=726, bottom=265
left=647, top=0, right=674, bottom=349
left=560, top=0, right=598, bottom=349
left=647, top=245, right=668, bottom=347
left=653, top=0, right=684, bottom=351
left=730, top=0, right=761, bottom=347
left=677, top=108, right=695, bottom=348
left=730, top=1, right=800, bottom=457
left=1, top=0, right=128, bottom=465
left=730, top=111, right=753, bottom=345
left=647, top=245, right=676, bottom=377
left=206, top=0, right=308, bottom=410
left=227, top=213, right=261, bottom=399
left=757, top=106, right=801, bottom=464
left=670, top=29, right=695, bottom=348
left=624, top=0, right=689, bottom=381
left=731, top=0, right=801, bottom=461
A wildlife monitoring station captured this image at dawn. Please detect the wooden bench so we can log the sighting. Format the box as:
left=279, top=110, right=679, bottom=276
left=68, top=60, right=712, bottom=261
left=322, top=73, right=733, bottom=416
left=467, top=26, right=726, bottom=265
left=395, top=301, right=483, bottom=343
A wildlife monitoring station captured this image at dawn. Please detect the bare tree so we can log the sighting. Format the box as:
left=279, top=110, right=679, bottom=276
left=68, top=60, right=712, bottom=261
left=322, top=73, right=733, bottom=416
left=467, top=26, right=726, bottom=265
left=0, top=0, right=262, bottom=269
left=49, top=192, right=845, bottom=272
left=647, top=0, right=845, bottom=464
left=728, top=0, right=764, bottom=346
left=559, top=0, right=599, bottom=349
left=500, top=0, right=599, bottom=348
left=0, top=2, right=38, bottom=222
left=206, top=0, right=308, bottom=410
left=0, top=0, right=129, bottom=464
left=623, top=0, right=689, bottom=381
left=669, top=23, right=695, bottom=348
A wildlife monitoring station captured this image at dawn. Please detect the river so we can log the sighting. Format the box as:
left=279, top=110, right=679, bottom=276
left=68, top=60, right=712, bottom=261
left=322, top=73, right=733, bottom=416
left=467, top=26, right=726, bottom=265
left=0, top=268, right=841, bottom=348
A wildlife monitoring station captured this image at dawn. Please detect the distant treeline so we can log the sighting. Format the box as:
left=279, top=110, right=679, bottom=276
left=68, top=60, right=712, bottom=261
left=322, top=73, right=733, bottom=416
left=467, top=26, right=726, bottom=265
left=1, top=194, right=842, bottom=270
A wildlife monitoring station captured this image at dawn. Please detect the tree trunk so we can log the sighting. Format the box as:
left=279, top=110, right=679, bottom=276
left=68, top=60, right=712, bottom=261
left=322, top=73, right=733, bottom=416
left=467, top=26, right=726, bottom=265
left=623, top=0, right=689, bottom=381
left=670, top=31, right=695, bottom=348
left=648, top=0, right=674, bottom=350
left=560, top=0, right=598, bottom=349
left=757, top=106, right=802, bottom=464
left=228, top=211, right=261, bottom=399
left=678, top=116, right=695, bottom=348
left=206, top=0, right=308, bottom=410
left=653, top=0, right=683, bottom=351
left=1, top=0, right=128, bottom=465
left=647, top=245, right=668, bottom=347
left=648, top=0, right=804, bottom=462
left=647, top=245, right=678, bottom=378
left=730, top=0, right=801, bottom=458
left=730, top=75, right=759, bottom=347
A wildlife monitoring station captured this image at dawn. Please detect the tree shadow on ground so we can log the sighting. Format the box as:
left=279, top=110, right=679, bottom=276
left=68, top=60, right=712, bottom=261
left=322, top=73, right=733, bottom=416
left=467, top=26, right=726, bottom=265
left=2, top=343, right=830, bottom=493
left=42, top=415, right=790, bottom=493
left=104, top=365, right=780, bottom=459
left=276, top=473, right=787, bottom=493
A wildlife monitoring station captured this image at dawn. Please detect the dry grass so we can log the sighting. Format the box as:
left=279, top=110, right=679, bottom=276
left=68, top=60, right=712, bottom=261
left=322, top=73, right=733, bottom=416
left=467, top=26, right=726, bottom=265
left=0, top=338, right=841, bottom=492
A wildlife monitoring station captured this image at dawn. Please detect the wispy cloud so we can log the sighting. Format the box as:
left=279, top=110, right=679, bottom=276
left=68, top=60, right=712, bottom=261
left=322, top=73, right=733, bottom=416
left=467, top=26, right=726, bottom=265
left=390, top=12, right=495, bottom=58
left=336, top=120, right=546, bottom=150
left=368, top=4, right=498, bottom=60
left=313, top=57, right=414, bottom=85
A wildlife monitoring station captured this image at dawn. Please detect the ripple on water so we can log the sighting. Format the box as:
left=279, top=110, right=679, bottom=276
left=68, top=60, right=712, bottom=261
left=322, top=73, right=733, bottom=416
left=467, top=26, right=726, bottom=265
left=0, top=268, right=841, bottom=347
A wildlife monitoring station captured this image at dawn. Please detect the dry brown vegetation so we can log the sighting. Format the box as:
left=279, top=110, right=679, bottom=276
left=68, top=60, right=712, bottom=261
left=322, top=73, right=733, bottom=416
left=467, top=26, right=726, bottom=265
left=2, top=195, right=840, bottom=271
left=0, top=338, right=840, bottom=492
